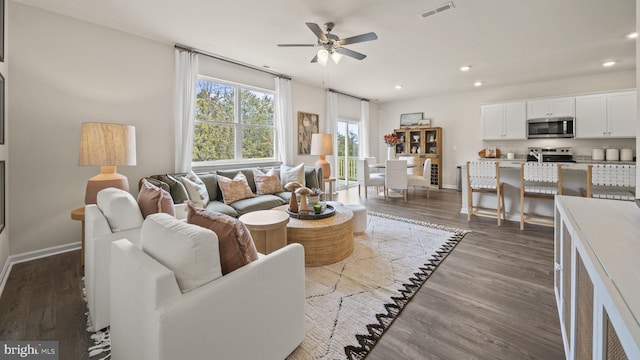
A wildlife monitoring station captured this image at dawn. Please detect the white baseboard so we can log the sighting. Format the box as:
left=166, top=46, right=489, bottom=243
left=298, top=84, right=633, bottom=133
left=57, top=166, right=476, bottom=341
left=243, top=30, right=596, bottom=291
left=0, top=242, right=81, bottom=299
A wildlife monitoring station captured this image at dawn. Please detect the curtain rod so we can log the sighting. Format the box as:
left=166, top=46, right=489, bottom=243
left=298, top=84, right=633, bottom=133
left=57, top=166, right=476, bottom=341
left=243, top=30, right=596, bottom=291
left=328, top=88, right=369, bottom=102
left=175, top=44, right=292, bottom=80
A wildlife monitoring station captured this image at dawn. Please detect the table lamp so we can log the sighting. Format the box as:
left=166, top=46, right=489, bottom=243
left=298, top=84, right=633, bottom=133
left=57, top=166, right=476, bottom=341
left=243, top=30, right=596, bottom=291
left=79, top=122, right=136, bottom=204
left=310, top=133, right=333, bottom=179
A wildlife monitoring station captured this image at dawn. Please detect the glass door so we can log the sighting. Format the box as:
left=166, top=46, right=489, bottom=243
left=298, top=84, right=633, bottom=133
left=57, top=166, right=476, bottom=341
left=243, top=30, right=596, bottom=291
left=336, top=120, right=359, bottom=190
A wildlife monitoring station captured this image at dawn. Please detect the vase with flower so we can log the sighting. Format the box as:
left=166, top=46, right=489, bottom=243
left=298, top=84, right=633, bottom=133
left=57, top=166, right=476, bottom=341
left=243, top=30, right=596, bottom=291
left=383, top=133, right=402, bottom=160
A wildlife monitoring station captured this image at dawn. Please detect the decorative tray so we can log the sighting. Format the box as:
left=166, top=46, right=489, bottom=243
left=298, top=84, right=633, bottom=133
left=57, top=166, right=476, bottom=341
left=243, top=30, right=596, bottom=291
left=286, top=204, right=336, bottom=220
left=478, top=148, right=501, bottom=158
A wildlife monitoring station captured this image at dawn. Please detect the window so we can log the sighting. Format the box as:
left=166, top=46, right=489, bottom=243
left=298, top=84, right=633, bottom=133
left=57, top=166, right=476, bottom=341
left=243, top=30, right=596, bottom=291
left=193, top=77, right=275, bottom=163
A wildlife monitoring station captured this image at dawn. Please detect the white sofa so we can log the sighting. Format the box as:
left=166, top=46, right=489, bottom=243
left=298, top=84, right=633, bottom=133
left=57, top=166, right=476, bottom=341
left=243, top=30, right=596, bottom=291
left=109, top=214, right=305, bottom=360
left=84, top=188, right=187, bottom=331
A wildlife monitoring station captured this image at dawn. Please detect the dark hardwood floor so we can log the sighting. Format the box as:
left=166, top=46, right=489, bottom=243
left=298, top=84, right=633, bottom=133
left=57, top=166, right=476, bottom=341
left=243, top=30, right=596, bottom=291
left=0, top=188, right=564, bottom=360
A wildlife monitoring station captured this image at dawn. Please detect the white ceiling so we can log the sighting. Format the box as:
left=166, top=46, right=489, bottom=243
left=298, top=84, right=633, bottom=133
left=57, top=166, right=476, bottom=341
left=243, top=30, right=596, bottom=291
left=16, top=0, right=637, bottom=102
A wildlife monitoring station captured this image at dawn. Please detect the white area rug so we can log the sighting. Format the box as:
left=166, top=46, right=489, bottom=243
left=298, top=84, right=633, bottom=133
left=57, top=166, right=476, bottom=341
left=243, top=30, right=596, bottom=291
left=287, top=211, right=468, bottom=360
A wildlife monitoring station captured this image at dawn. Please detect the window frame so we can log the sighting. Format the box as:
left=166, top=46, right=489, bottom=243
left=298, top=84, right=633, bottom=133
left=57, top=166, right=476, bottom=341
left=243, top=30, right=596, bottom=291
left=193, top=75, right=277, bottom=166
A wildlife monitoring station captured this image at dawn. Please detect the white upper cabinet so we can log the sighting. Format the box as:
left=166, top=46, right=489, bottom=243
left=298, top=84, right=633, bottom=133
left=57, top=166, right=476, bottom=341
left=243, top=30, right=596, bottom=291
left=575, top=90, right=636, bottom=138
left=527, top=97, right=575, bottom=119
left=481, top=101, right=526, bottom=140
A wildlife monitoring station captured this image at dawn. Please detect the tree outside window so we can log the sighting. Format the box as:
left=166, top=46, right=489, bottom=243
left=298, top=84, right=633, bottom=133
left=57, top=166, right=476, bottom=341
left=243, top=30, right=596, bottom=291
left=193, top=78, right=275, bottom=162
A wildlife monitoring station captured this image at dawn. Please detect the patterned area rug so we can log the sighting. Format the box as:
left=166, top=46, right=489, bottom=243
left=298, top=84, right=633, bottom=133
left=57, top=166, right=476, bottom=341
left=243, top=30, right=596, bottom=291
left=287, top=211, right=468, bottom=360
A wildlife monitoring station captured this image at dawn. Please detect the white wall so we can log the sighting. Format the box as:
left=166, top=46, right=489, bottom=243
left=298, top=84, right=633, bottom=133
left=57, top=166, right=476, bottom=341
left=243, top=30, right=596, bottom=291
left=9, top=3, right=175, bottom=254
left=378, top=70, right=636, bottom=188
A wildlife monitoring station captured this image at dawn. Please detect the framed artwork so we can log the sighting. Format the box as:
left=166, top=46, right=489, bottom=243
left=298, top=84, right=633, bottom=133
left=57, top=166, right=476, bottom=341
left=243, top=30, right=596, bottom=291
left=0, top=0, right=3, bottom=62
left=297, top=111, right=318, bottom=155
left=0, top=161, right=4, bottom=234
left=400, top=112, right=423, bottom=127
left=0, top=73, right=3, bottom=144
left=418, top=118, right=432, bottom=127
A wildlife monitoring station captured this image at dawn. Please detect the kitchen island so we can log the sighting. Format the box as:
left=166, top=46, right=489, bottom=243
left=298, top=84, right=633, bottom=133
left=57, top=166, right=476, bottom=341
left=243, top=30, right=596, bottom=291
left=460, top=160, right=636, bottom=222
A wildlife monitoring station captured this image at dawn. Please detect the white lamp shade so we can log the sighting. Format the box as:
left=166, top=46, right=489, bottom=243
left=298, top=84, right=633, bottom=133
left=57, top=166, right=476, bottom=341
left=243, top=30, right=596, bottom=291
left=331, top=52, right=343, bottom=64
left=317, top=49, right=329, bottom=66
left=310, top=133, right=333, bottom=155
left=80, top=122, right=137, bottom=166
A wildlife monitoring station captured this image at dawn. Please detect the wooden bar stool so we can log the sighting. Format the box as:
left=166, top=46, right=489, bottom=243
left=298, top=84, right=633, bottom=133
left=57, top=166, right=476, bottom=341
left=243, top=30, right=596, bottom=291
left=466, top=161, right=505, bottom=225
left=520, top=163, right=562, bottom=230
left=584, top=164, right=636, bottom=201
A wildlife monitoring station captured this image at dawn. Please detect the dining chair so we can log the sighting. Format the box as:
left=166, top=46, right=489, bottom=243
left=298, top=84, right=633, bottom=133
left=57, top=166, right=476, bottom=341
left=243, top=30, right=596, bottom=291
left=584, top=164, right=636, bottom=201
left=408, top=158, right=432, bottom=198
left=398, top=156, right=415, bottom=175
left=357, top=159, right=385, bottom=199
left=364, top=156, right=380, bottom=173
left=385, top=160, right=408, bottom=202
left=466, top=161, right=505, bottom=225
left=519, top=163, right=563, bottom=230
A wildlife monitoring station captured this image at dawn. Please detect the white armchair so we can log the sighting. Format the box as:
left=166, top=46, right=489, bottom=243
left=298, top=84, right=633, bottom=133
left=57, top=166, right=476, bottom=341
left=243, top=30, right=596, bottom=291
left=84, top=188, right=186, bottom=331
left=109, top=215, right=305, bottom=360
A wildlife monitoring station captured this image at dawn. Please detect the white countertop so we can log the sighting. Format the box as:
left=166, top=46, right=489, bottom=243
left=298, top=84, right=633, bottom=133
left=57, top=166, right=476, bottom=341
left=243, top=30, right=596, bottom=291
left=556, top=196, right=640, bottom=343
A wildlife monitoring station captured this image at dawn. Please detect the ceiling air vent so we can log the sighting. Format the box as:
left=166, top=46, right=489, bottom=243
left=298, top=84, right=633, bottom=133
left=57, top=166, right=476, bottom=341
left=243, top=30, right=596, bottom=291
left=419, top=2, right=455, bottom=19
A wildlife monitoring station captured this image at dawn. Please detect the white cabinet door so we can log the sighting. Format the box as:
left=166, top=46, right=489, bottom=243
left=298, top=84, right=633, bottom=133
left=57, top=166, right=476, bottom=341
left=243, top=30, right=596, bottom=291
left=527, top=100, right=552, bottom=119
left=607, top=91, right=636, bottom=138
left=575, top=94, right=607, bottom=138
left=503, top=101, right=526, bottom=139
left=527, top=97, right=575, bottom=118
left=481, top=104, right=504, bottom=140
left=549, top=97, right=575, bottom=117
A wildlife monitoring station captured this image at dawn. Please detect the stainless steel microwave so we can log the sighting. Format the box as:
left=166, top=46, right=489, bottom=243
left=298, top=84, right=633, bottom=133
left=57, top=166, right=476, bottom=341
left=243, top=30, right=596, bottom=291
left=527, top=117, right=575, bottom=139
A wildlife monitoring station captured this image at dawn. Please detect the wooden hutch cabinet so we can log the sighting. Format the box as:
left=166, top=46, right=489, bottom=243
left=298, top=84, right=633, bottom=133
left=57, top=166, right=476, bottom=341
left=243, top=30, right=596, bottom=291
left=393, top=127, right=442, bottom=188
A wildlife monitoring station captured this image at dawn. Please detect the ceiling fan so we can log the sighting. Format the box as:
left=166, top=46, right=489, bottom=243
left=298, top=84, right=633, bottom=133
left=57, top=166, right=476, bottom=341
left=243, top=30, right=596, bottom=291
left=277, top=22, right=378, bottom=65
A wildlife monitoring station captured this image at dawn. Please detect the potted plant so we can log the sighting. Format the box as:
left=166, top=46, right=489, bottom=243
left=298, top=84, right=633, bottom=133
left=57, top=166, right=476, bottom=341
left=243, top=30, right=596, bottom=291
left=308, top=188, right=323, bottom=204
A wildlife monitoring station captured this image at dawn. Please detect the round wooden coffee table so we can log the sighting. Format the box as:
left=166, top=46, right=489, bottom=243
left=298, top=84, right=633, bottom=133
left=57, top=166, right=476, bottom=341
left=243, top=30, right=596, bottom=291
left=274, top=205, right=354, bottom=267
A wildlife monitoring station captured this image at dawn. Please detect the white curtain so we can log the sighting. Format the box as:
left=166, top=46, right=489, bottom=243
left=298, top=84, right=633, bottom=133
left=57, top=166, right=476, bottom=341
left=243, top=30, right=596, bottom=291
left=325, top=91, right=338, bottom=177
left=275, top=77, right=293, bottom=165
left=174, top=48, right=199, bottom=173
left=359, top=100, right=370, bottom=158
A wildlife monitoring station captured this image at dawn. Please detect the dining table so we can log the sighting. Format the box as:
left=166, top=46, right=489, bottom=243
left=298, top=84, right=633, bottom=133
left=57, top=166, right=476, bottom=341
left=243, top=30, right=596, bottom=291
left=368, top=162, right=416, bottom=198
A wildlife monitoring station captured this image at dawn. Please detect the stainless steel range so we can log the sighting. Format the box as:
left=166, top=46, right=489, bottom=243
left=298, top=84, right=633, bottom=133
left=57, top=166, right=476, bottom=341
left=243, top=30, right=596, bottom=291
left=527, top=147, right=575, bottom=163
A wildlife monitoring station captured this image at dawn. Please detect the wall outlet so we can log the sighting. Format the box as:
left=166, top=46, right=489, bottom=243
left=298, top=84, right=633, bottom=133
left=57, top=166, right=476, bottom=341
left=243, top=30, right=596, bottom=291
left=452, top=145, right=457, bottom=151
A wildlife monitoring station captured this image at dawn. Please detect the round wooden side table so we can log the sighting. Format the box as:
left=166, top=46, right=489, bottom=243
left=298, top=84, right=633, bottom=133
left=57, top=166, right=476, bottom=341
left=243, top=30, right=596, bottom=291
left=71, top=207, right=85, bottom=266
left=239, top=210, right=290, bottom=255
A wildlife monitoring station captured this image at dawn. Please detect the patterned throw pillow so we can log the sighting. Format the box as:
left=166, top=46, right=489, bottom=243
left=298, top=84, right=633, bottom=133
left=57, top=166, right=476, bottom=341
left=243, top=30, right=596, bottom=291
left=217, top=172, right=255, bottom=204
left=253, top=168, right=284, bottom=195
left=280, top=163, right=306, bottom=187
left=179, top=170, right=210, bottom=208
left=137, top=178, right=176, bottom=218
left=186, top=202, right=258, bottom=275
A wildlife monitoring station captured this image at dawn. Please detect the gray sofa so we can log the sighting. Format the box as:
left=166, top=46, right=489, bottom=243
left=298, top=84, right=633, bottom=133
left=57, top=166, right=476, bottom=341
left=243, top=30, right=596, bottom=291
left=142, top=165, right=323, bottom=218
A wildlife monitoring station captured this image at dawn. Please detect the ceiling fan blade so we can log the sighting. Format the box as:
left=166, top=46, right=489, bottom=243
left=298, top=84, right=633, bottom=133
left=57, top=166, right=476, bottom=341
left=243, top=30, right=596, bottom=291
left=336, top=47, right=367, bottom=60
left=306, top=22, right=328, bottom=42
left=338, top=32, right=378, bottom=46
left=277, top=44, right=316, bottom=47
left=310, top=55, right=318, bottom=63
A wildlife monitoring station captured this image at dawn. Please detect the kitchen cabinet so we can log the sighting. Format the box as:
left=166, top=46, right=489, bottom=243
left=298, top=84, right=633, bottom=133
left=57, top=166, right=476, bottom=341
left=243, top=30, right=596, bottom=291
left=575, top=91, right=636, bottom=138
left=393, top=127, right=442, bottom=188
left=527, top=97, right=575, bottom=119
left=481, top=101, right=526, bottom=140
left=554, top=196, right=640, bottom=360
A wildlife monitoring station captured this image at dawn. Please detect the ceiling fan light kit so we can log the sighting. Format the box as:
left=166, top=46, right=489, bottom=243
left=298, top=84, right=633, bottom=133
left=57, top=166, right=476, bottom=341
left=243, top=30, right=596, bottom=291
left=278, top=21, right=378, bottom=66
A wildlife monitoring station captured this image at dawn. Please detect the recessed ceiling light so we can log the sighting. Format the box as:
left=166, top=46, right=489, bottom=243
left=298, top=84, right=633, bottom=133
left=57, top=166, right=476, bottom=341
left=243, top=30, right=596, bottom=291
left=602, top=61, right=616, bottom=67
left=395, top=85, right=403, bottom=89
left=626, top=32, right=638, bottom=39
left=473, top=81, right=483, bottom=87
left=460, top=65, right=471, bottom=72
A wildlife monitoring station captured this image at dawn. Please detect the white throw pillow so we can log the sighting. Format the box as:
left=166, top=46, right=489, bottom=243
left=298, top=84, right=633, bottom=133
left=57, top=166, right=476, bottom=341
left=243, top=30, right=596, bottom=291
left=141, top=213, right=222, bottom=293
left=96, top=188, right=144, bottom=232
left=179, top=171, right=210, bottom=208
left=280, top=163, right=306, bottom=187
